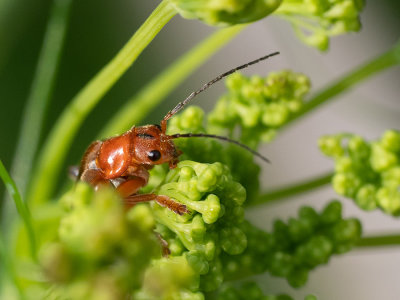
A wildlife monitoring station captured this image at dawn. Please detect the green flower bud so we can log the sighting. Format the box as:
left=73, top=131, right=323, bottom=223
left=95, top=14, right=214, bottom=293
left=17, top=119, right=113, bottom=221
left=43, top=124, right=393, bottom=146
left=288, top=217, right=314, bottom=243
left=332, top=172, right=362, bottom=197
left=168, top=106, right=205, bottom=134
left=186, top=251, right=210, bottom=275
left=381, top=167, right=400, bottom=188
left=200, top=258, right=224, bottom=292
left=320, top=200, right=342, bottom=225
left=126, top=203, right=155, bottom=231
left=297, top=235, right=333, bottom=267
left=299, top=206, right=320, bottom=228
left=370, top=143, right=398, bottom=172
left=170, top=0, right=283, bottom=26
left=335, top=156, right=353, bottom=173
left=287, top=268, right=308, bottom=288
left=318, top=135, right=344, bottom=158
left=269, top=252, right=294, bottom=277
left=355, top=184, right=377, bottom=211
left=376, top=187, right=400, bottom=216
left=137, top=256, right=200, bottom=299
left=220, top=226, right=247, bottom=255
left=348, top=135, right=370, bottom=160
left=262, top=103, right=290, bottom=126
left=273, top=219, right=291, bottom=249
left=381, top=130, right=400, bottom=152
left=330, top=218, right=362, bottom=253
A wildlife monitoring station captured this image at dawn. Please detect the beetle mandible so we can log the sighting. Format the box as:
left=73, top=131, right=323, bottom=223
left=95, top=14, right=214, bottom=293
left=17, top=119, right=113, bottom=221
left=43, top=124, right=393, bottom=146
left=78, top=52, right=279, bottom=215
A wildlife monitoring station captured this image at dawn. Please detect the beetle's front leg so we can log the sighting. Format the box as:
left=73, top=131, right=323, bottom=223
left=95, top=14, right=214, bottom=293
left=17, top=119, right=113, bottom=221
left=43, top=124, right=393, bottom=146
left=124, top=193, right=188, bottom=215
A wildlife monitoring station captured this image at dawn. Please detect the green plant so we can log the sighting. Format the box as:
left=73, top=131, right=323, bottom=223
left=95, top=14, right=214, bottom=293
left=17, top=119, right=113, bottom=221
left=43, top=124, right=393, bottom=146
left=1, top=0, right=399, bottom=299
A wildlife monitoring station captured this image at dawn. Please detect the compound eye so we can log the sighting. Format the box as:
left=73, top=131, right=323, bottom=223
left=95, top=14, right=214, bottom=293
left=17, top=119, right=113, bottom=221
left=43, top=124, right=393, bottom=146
left=148, top=150, right=161, bottom=161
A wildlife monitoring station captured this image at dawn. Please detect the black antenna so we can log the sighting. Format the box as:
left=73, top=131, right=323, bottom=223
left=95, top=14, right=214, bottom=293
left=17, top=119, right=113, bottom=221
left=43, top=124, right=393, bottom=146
left=163, top=52, right=280, bottom=122
left=170, top=133, right=270, bottom=164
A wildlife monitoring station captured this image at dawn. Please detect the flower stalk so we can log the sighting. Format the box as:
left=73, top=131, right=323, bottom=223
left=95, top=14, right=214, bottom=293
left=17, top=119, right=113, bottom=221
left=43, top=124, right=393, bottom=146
left=357, top=234, right=400, bottom=248
left=249, top=172, right=333, bottom=207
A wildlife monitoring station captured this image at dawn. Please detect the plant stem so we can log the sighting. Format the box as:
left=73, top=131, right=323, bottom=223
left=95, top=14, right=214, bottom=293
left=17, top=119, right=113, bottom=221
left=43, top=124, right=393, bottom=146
left=0, top=233, right=24, bottom=299
left=7, top=0, right=73, bottom=203
left=27, top=0, right=176, bottom=206
left=357, top=234, right=400, bottom=248
left=283, top=41, right=400, bottom=129
left=0, top=160, right=36, bottom=260
left=99, top=25, right=245, bottom=138
left=248, top=172, right=333, bottom=207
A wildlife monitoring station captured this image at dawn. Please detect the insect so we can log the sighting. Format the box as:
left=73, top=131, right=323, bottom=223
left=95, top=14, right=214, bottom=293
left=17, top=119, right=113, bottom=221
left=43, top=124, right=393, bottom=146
left=78, top=52, right=279, bottom=215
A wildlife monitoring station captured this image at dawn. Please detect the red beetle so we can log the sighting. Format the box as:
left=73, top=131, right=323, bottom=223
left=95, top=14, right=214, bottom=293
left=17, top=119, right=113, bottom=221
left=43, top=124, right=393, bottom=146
left=78, top=53, right=278, bottom=214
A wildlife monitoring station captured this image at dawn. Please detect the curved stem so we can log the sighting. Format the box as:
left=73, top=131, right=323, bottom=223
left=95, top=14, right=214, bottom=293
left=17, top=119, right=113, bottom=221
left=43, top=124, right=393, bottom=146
left=248, top=172, right=333, bottom=207
left=283, top=41, right=400, bottom=129
left=99, top=25, right=245, bottom=138
left=27, top=1, right=176, bottom=206
left=0, top=160, right=36, bottom=261
left=357, top=234, right=400, bottom=248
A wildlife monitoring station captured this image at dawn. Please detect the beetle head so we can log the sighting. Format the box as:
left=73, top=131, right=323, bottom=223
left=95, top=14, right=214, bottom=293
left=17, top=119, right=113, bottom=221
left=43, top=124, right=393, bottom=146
left=132, top=125, right=180, bottom=168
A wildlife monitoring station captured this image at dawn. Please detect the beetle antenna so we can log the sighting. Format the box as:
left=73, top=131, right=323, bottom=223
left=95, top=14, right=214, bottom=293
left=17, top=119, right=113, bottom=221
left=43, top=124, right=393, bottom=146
left=170, top=133, right=270, bottom=164
left=163, top=52, right=280, bottom=122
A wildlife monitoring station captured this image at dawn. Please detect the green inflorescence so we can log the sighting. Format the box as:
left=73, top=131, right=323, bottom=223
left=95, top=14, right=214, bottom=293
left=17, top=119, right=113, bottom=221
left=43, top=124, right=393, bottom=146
left=275, top=0, right=365, bottom=50
left=208, top=70, right=311, bottom=147
left=222, top=200, right=361, bottom=287
left=40, top=183, right=161, bottom=299
left=169, top=0, right=283, bottom=26
left=143, top=160, right=247, bottom=298
left=319, top=130, right=400, bottom=216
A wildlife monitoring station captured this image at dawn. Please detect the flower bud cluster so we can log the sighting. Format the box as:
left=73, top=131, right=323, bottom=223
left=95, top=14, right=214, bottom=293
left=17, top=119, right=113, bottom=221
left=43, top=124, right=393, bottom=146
left=275, top=0, right=365, bottom=50
left=146, top=160, right=247, bottom=297
left=208, top=70, right=310, bottom=147
left=221, top=201, right=361, bottom=287
left=169, top=0, right=282, bottom=26
left=41, top=183, right=160, bottom=299
left=319, top=130, right=400, bottom=215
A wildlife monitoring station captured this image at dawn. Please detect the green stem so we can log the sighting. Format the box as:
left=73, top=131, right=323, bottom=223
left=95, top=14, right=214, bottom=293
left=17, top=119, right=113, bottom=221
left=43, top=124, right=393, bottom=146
left=0, top=233, right=24, bottom=300
left=0, top=160, right=36, bottom=261
left=248, top=172, right=333, bottom=207
left=6, top=0, right=72, bottom=206
left=283, top=41, right=400, bottom=129
left=99, top=25, right=245, bottom=138
left=27, top=0, right=176, bottom=206
left=357, top=234, right=400, bottom=248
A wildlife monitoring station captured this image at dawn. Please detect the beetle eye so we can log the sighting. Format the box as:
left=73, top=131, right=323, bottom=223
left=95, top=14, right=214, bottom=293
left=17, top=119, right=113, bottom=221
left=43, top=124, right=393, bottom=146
left=148, top=150, right=161, bottom=161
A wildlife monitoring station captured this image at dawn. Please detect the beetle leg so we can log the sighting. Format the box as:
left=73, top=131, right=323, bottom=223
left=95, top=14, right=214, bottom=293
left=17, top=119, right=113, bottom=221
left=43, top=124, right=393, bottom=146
left=116, top=177, right=146, bottom=198
left=124, top=193, right=188, bottom=215
left=155, top=232, right=171, bottom=257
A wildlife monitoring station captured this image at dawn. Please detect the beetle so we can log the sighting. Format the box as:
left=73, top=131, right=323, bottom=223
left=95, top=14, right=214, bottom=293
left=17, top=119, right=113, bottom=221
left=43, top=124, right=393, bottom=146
left=78, top=52, right=279, bottom=215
